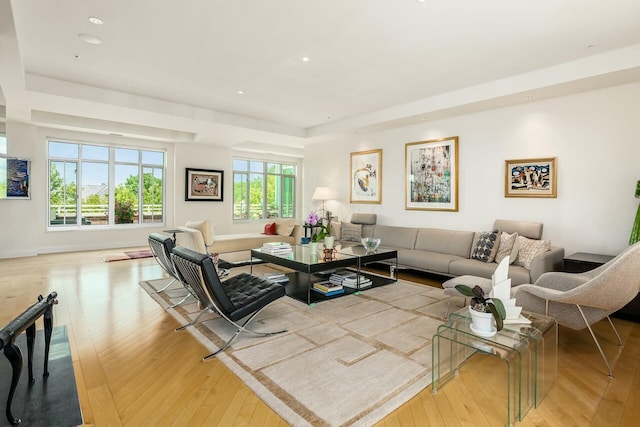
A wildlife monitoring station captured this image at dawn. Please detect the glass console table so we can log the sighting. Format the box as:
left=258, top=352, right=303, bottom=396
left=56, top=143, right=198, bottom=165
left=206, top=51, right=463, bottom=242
left=432, top=307, right=557, bottom=426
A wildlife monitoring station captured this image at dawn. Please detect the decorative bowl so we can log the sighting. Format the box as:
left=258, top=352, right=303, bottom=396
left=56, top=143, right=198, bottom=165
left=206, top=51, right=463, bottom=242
left=361, top=237, right=381, bottom=253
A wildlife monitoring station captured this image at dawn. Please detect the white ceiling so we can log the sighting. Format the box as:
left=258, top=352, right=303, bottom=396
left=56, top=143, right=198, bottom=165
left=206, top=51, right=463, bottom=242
left=2, top=0, right=640, bottom=152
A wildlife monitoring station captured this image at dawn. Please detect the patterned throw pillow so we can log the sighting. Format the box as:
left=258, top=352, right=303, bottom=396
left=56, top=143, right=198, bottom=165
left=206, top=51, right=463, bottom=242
left=341, top=223, right=362, bottom=242
left=515, top=237, right=551, bottom=269
left=494, top=231, right=520, bottom=265
left=470, top=230, right=499, bottom=263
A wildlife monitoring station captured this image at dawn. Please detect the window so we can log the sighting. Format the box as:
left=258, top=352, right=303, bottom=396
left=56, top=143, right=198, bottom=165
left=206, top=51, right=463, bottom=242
left=233, top=159, right=296, bottom=220
left=48, top=140, right=165, bottom=227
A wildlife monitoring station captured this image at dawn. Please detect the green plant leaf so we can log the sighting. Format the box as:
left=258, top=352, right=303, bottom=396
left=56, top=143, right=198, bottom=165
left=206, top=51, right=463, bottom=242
left=454, top=284, right=475, bottom=297
left=492, top=298, right=507, bottom=320
left=488, top=303, right=504, bottom=331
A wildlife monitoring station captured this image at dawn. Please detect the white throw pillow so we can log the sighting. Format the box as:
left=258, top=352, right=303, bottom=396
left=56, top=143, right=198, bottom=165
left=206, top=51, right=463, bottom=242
left=494, top=232, right=519, bottom=265
left=515, top=236, right=551, bottom=269
left=185, top=220, right=214, bottom=246
left=275, top=218, right=296, bottom=236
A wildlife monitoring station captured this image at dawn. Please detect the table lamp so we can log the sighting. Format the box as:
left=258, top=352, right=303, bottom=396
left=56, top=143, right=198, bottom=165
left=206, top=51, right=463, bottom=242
left=630, top=180, right=640, bottom=245
left=312, top=187, right=334, bottom=219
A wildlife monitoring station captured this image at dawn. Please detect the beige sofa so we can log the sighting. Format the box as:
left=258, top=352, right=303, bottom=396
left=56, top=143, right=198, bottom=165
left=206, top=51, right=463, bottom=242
left=332, top=215, right=564, bottom=285
left=175, top=219, right=302, bottom=255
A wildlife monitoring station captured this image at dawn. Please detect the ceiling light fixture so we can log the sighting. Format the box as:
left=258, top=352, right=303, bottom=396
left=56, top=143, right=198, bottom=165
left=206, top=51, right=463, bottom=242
left=88, top=16, right=104, bottom=25
left=301, top=56, right=310, bottom=62
left=78, top=33, right=102, bottom=44
left=237, top=90, right=246, bottom=95
left=525, top=96, right=534, bottom=101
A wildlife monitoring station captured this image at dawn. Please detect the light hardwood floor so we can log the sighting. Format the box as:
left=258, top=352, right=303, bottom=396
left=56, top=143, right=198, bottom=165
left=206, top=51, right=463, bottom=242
left=1, top=250, right=638, bottom=426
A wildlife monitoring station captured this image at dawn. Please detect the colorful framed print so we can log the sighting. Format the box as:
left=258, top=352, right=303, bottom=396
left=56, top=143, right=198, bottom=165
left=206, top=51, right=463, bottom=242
left=185, top=168, right=223, bottom=201
left=350, top=149, right=382, bottom=204
left=405, top=136, right=458, bottom=211
left=505, top=157, right=557, bottom=198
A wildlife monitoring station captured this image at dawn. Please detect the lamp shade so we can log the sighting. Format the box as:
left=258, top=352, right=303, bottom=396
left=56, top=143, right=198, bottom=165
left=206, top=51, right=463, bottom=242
left=636, top=180, right=640, bottom=199
left=312, top=187, right=333, bottom=201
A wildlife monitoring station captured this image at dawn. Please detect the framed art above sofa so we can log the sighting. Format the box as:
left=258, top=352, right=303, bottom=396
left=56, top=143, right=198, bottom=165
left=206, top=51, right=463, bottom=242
left=504, top=157, right=557, bottom=198
left=350, top=149, right=382, bottom=204
left=405, top=136, right=458, bottom=211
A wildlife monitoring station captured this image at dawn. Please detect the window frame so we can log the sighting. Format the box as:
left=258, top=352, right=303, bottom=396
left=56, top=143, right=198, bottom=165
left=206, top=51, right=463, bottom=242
left=232, top=158, right=297, bottom=222
left=47, top=138, right=166, bottom=229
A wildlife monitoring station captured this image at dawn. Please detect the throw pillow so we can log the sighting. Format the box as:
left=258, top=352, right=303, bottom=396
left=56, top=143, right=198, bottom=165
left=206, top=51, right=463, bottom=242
left=263, top=222, right=277, bottom=235
left=515, top=236, right=551, bottom=269
left=494, top=231, right=519, bottom=265
left=341, top=222, right=362, bottom=242
left=470, top=229, right=500, bottom=263
left=185, top=220, right=214, bottom=246
left=330, top=221, right=342, bottom=240
left=275, top=218, right=295, bottom=236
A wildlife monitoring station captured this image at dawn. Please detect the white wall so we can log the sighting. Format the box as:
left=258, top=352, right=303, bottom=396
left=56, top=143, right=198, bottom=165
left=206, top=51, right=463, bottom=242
left=303, top=82, right=640, bottom=256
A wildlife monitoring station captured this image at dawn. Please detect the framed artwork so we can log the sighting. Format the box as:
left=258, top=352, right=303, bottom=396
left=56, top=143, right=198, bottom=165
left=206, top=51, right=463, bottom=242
left=350, top=149, right=382, bottom=204
left=185, top=168, right=223, bottom=201
left=505, top=157, right=557, bottom=198
left=405, top=136, right=458, bottom=211
left=1, top=158, right=31, bottom=200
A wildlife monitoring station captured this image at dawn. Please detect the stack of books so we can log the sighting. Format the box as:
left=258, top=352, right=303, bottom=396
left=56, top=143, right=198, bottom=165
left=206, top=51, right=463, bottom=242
left=329, top=270, right=372, bottom=289
left=312, top=280, right=344, bottom=296
left=263, top=272, right=289, bottom=283
left=260, top=242, right=293, bottom=255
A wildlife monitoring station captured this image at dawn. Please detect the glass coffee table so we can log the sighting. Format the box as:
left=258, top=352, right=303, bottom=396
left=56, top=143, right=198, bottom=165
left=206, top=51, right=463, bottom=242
left=250, top=244, right=398, bottom=305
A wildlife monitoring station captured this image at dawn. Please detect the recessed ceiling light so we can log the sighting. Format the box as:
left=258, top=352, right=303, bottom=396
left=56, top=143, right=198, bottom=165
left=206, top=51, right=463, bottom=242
left=525, top=96, right=534, bottom=101
left=237, top=90, right=246, bottom=95
left=301, top=56, right=310, bottom=62
left=88, top=16, right=104, bottom=25
left=78, top=33, right=102, bottom=44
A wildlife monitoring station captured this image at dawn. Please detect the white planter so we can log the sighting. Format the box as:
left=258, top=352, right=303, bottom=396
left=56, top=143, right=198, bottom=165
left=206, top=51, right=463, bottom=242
left=324, top=236, right=335, bottom=249
left=309, top=242, right=319, bottom=253
left=469, top=305, right=496, bottom=337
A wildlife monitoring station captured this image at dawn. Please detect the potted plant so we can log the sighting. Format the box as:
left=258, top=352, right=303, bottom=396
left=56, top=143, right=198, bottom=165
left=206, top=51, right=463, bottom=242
left=454, top=284, right=506, bottom=337
left=306, top=211, right=333, bottom=249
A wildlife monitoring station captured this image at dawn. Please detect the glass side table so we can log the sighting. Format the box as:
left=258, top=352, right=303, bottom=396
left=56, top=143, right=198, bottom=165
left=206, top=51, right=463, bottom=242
left=432, top=308, right=557, bottom=426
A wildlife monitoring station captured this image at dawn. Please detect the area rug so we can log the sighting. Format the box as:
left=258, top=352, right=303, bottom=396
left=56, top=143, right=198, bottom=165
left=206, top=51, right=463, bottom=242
left=0, top=326, right=83, bottom=427
left=140, top=266, right=450, bottom=427
left=102, top=249, right=153, bottom=262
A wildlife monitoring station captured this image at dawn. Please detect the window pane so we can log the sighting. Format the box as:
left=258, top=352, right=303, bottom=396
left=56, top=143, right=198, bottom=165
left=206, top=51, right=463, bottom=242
left=0, top=135, right=6, bottom=154
left=283, top=176, right=295, bottom=218
left=115, top=148, right=138, bottom=163
left=282, top=164, right=295, bottom=175
left=82, top=145, right=108, bottom=161
left=142, top=150, right=164, bottom=166
left=81, top=162, right=108, bottom=226
left=233, top=173, right=248, bottom=220
left=249, top=173, right=264, bottom=219
left=142, top=167, right=163, bottom=223
left=250, top=161, right=264, bottom=173
left=267, top=163, right=280, bottom=174
left=49, top=141, right=79, bottom=158
left=114, top=164, right=139, bottom=224
left=266, top=174, right=280, bottom=218
left=233, top=159, right=248, bottom=171
left=50, top=161, right=77, bottom=226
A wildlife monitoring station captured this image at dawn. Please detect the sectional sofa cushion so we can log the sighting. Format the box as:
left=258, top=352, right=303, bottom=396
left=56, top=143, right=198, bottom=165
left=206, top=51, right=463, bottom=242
left=414, top=228, right=475, bottom=257
left=373, top=225, right=418, bottom=249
